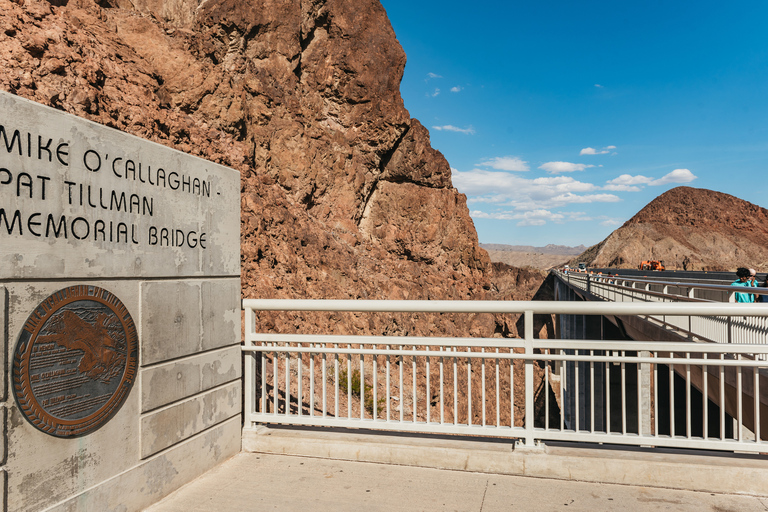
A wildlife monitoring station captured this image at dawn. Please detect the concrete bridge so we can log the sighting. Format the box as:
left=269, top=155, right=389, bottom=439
left=555, top=269, right=768, bottom=442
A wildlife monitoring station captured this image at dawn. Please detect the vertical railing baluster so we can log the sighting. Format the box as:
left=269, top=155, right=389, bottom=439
left=467, top=348, right=472, bottom=426
left=719, top=356, right=725, bottom=440
left=322, top=349, right=327, bottom=418
left=737, top=355, right=743, bottom=442
left=273, top=346, right=279, bottom=415
left=540, top=349, right=545, bottom=431
left=386, top=345, right=391, bottom=422
left=575, top=351, right=580, bottom=432
left=524, top=310, right=534, bottom=446
left=371, top=345, right=379, bottom=421
left=426, top=353, right=431, bottom=424
left=636, top=354, right=641, bottom=437
left=606, top=356, right=611, bottom=434
left=685, top=353, right=691, bottom=439
left=298, top=346, right=303, bottom=417
left=506, top=350, right=514, bottom=428
left=669, top=353, right=674, bottom=437
left=400, top=346, right=404, bottom=423
left=285, top=350, right=290, bottom=415
left=496, top=347, right=501, bottom=427
left=755, top=365, right=761, bottom=443
left=413, top=346, right=417, bottom=423
left=260, top=346, right=267, bottom=416
left=453, top=349, right=458, bottom=425
left=347, top=347, right=351, bottom=419
left=309, top=345, right=315, bottom=418
left=589, top=351, right=594, bottom=434
left=360, top=350, right=365, bottom=421
left=621, top=353, right=626, bottom=436
left=440, top=347, right=445, bottom=425
left=482, top=348, right=486, bottom=427
left=702, top=359, right=708, bottom=440
left=653, top=354, right=658, bottom=439
left=335, top=350, right=339, bottom=419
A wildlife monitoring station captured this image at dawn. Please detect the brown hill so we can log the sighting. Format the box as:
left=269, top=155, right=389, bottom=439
left=573, top=187, right=768, bottom=271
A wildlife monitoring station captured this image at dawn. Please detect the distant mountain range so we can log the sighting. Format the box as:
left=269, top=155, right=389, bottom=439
left=480, top=244, right=587, bottom=256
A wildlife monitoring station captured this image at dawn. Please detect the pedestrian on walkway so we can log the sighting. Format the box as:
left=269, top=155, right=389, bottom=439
left=731, top=267, right=755, bottom=303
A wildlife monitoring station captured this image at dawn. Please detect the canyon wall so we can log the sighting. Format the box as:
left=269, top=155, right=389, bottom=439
left=0, top=0, right=522, bottom=337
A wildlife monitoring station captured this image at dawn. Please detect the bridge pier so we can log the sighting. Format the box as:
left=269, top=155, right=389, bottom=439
left=555, top=278, right=652, bottom=434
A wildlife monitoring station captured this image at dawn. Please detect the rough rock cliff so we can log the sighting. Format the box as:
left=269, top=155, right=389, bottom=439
left=0, top=0, right=512, bottom=334
left=574, top=187, right=768, bottom=271
left=1, top=0, right=554, bottom=427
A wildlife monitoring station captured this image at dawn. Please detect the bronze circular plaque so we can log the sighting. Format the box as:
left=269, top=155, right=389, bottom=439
left=12, top=286, right=138, bottom=438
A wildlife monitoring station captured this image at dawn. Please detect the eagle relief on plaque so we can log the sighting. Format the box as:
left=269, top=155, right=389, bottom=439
left=12, top=286, right=139, bottom=437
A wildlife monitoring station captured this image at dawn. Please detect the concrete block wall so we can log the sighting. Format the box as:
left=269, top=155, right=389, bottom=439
left=0, top=92, right=242, bottom=511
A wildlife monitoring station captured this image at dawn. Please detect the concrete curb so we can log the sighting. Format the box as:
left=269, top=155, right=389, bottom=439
left=243, top=426, right=768, bottom=496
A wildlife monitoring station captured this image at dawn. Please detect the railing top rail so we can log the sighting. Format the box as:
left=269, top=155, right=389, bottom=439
left=243, top=332, right=768, bottom=354
left=242, top=298, right=768, bottom=316
left=555, top=269, right=768, bottom=296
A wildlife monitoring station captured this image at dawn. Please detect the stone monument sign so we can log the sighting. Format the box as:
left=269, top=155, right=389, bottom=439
left=0, top=91, right=241, bottom=512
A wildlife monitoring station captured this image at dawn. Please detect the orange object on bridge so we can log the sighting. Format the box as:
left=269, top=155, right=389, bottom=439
left=639, top=260, right=665, bottom=271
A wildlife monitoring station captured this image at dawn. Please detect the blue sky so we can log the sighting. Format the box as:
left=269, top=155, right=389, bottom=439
left=379, top=0, right=768, bottom=247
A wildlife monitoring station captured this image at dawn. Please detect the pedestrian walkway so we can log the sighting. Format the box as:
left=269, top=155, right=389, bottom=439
left=146, top=452, right=768, bottom=511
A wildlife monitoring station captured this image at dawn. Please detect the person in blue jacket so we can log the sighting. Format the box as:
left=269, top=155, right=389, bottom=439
left=732, top=267, right=755, bottom=303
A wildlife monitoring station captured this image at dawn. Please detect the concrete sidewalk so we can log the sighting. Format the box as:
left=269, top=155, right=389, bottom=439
left=146, top=452, right=768, bottom=511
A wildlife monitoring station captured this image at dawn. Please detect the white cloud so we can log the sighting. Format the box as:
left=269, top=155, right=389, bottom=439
left=603, top=169, right=697, bottom=191
left=604, top=174, right=653, bottom=191
left=455, top=164, right=625, bottom=227
left=601, top=218, right=623, bottom=226
left=595, top=84, right=604, bottom=88
left=580, top=145, right=615, bottom=156
left=538, top=161, right=595, bottom=174
left=649, top=168, right=697, bottom=186
left=603, top=184, right=642, bottom=192
left=453, top=169, right=619, bottom=210
left=426, top=72, right=442, bottom=80
left=478, top=156, right=529, bottom=172
left=470, top=209, right=565, bottom=226
left=431, top=88, right=441, bottom=97
left=450, top=86, right=463, bottom=93
left=432, top=124, right=475, bottom=135
left=607, top=174, right=654, bottom=186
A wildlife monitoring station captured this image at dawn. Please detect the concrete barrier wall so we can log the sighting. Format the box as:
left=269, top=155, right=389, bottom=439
left=0, top=92, right=241, bottom=512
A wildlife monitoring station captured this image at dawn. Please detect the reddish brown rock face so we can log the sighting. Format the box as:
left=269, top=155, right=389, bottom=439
left=0, top=0, right=554, bottom=427
left=0, top=0, right=514, bottom=333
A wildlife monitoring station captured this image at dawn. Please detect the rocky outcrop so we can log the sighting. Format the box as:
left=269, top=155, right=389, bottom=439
left=0, top=0, right=501, bottom=335
left=573, top=187, right=768, bottom=271
left=1, top=0, right=557, bottom=430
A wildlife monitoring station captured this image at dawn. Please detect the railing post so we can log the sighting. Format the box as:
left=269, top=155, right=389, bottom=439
left=586, top=274, right=591, bottom=295
left=243, top=302, right=255, bottom=427
left=524, top=309, right=536, bottom=447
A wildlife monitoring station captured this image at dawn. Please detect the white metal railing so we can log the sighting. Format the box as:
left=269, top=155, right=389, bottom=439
left=559, top=269, right=768, bottom=303
left=558, top=271, right=768, bottom=357
left=242, top=299, right=768, bottom=453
